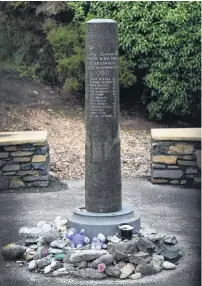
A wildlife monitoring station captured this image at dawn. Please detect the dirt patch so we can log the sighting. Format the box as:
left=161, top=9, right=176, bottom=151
left=0, top=69, right=174, bottom=180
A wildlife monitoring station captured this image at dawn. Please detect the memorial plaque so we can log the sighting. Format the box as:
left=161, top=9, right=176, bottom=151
left=85, top=19, right=122, bottom=212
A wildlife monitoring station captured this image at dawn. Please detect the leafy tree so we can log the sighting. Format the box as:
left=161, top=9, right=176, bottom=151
left=0, top=1, right=200, bottom=121
left=68, top=1, right=201, bottom=120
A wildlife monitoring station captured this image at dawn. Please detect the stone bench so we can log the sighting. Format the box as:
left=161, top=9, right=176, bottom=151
left=0, top=131, right=49, bottom=190
left=151, top=128, right=201, bottom=185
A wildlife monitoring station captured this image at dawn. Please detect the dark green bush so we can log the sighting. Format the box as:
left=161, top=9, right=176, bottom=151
left=0, top=1, right=200, bottom=121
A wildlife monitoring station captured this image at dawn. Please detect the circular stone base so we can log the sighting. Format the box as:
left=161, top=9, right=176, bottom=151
left=68, top=204, right=141, bottom=239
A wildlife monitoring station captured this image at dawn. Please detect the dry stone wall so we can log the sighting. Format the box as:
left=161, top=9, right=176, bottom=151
left=151, top=128, right=201, bottom=185
left=0, top=132, right=49, bottom=190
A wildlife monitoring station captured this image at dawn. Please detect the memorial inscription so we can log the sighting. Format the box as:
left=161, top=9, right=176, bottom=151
left=87, top=52, right=118, bottom=118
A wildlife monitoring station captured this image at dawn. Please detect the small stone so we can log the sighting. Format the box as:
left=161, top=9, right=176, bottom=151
left=136, top=263, right=154, bottom=275
left=27, top=181, right=49, bottom=187
left=145, top=233, right=166, bottom=244
left=23, top=175, right=48, bottom=182
left=68, top=268, right=107, bottom=279
left=44, top=264, right=52, bottom=274
left=28, top=260, right=38, bottom=271
left=50, top=240, right=66, bottom=249
left=4, top=146, right=17, bottom=151
left=167, top=166, right=179, bottom=169
left=151, top=254, right=164, bottom=273
left=24, top=251, right=38, bottom=261
left=152, top=163, right=166, bottom=169
left=35, top=147, right=48, bottom=155
left=63, top=250, right=74, bottom=263
left=37, top=257, right=51, bottom=269
left=1, top=243, right=25, bottom=260
left=19, top=227, right=41, bottom=238
left=17, top=170, right=39, bottom=176
left=105, top=266, right=121, bottom=278
left=32, top=161, right=48, bottom=170
left=152, top=179, right=168, bottom=184
left=119, top=263, right=134, bottom=279
left=3, top=164, right=20, bottom=172
left=168, top=144, right=193, bottom=154
left=10, top=177, right=25, bottom=188
left=43, top=230, right=61, bottom=244
left=156, top=243, right=182, bottom=263
left=178, top=160, right=197, bottom=167
left=77, top=261, right=88, bottom=269
left=29, top=245, right=38, bottom=250
left=107, top=235, right=121, bottom=243
left=21, top=164, right=31, bottom=171
left=130, top=273, right=142, bottom=280
left=37, top=221, right=52, bottom=232
left=0, top=160, right=6, bottom=167
left=116, top=261, right=126, bottom=268
left=69, top=249, right=107, bottom=263
left=55, top=253, right=65, bottom=261
left=153, top=155, right=177, bottom=165
left=137, top=237, right=156, bottom=254
left=195, top=150, right=201, bottom=169
left=129, top=251, right=151, bottom=265
left=52, top=268, right=69, bottom=277
left=163, top=261, right=176, bottom=270
left=2, top=172, right=16, bottom=176
left=92, top=253, right=114, bottom=268
left=152, top=170, right=183, bottom=179
left=37, top=246, right=48, bottom=259
left=169, top=180, right=179, bottom=184
left=107, top=237, right=138, bottom=261
left=48, top=247, right=64, bottom=255
left=185, top=167, right=198, bottom=174
left=11, top=151, right=33, bottom=157
left=51, top=260, right=63, bottom=270
left=32, top=155, right=47, bottom=163
left=25, top=238, right=38, bottom=246
left=194, top=177, right=201, bottom=183
left=13, top=157, right=31, bottom=162
left=0, top=152, right=9, bottom=159
left=164, top=235, right=178, bottom=245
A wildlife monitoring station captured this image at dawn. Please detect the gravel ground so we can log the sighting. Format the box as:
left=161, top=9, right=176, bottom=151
left=0, top=70, right=172, bottom=180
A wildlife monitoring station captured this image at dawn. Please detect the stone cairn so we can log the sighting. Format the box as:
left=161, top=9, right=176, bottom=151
left=1, top=217, right=182, bottom=280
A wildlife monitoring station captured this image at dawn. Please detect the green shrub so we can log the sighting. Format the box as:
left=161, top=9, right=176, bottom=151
left=68, top=1, right=201, bottom=120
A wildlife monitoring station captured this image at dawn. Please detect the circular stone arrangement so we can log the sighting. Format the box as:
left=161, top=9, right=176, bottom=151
left=1, top=216, right=183, bottom=280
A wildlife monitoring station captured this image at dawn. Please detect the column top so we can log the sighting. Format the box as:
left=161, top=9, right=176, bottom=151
left=86, top=19, right=117, bottom=24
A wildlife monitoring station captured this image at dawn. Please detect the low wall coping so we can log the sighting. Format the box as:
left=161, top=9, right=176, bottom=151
left=0, top=131, right=48, bottom=146
left=151, top=128, right=201, bottom=141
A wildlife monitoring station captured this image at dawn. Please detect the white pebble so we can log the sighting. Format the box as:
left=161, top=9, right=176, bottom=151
left=163, top=261, right=176, bottom=270
left=130, top=272, right=142, bottom=280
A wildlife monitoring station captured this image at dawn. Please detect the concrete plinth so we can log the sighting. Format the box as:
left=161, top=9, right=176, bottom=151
left=68, top=204, right=140, bottom=239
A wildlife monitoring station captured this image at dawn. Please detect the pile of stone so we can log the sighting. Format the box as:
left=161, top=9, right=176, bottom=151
left=1, top=217, right=182, bottom=280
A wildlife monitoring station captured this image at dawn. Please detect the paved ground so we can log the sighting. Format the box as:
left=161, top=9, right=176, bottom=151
left=0, top=178, right=201, bottom=286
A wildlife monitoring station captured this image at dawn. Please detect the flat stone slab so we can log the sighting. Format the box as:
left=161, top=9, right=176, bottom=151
left=151, top=128, right=201, bottom=141
left=0, top=131, right=48, bottom=146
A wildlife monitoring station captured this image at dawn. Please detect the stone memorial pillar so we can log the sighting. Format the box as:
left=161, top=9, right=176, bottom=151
left=85, top=19, right=121, bottom=213
left=68, top=19, right=140, bottom=239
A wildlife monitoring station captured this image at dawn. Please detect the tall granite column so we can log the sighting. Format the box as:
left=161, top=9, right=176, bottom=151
left=85, top=19, right=122, bottom=213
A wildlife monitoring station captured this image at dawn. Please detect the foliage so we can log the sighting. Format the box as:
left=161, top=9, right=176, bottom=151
left=68, top=1, right=201, bottom=120
left=0, top=1, right=200, bottom=121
